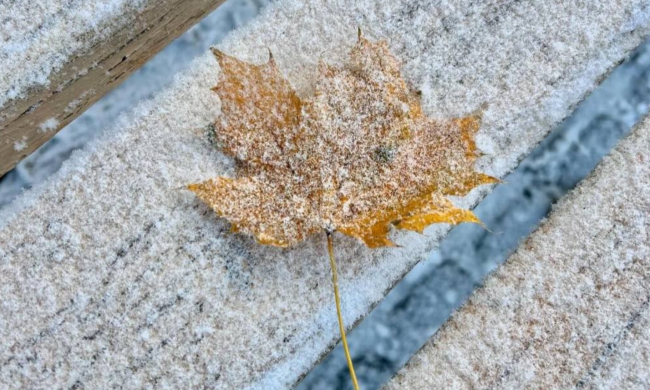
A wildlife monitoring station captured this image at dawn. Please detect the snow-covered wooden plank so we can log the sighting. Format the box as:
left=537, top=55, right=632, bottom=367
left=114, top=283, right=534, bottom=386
left=1, top=1, right=649, bottom=389
left=0, top=0, right=227, bottom=177
left=385, top=116, right=650, bottom=389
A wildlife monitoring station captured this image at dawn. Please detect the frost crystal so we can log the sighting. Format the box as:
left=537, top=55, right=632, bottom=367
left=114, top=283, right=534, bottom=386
left=13, top=137, right=27, bottom=152
left=38, top=117, right=60, bottom=133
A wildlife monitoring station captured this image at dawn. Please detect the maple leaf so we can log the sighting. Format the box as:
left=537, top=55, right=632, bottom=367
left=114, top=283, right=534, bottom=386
left=187, top=31, right=499, bottom=390
left=188, top=33, right=498, bottom=248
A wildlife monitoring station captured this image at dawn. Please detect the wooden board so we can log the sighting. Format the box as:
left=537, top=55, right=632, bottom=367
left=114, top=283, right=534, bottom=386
left=0, top=0, right=227, bottom=177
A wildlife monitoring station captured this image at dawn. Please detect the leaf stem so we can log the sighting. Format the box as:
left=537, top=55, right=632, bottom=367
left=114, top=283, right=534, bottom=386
left=326, top=231, right=360, bottom=390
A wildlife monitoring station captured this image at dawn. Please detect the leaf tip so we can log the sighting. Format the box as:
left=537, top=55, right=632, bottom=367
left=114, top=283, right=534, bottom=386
left=186, top=183, right=201, bottom=193
left=267, top=47, right=276, bottom=67
left=210, top=47, right=225, bottom=62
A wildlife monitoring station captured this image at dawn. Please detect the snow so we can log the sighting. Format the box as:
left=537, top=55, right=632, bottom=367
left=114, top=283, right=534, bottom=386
left=12, top=137, right=27, bottom=152
left=38, top=117, right=59, bottom=133
left=386, top=115, right=650, bottom=389
left=1, top=0, right=649, bottom=389
left=65, top=99, right=82, bottom=113
left=0, top=0, right=150, bottom=108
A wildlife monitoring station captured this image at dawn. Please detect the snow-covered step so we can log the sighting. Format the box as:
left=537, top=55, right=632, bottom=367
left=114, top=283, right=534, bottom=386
left=385, top=115, right=650, bottom=389
left=0, top=0, right=228, bottom=177
left=1, top=1, right=649, bottom=389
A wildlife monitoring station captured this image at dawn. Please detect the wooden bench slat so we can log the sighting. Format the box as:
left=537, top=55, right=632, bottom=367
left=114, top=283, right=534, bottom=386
left=1, top=1, right=649, bottom=388
left=0, top=0, right=227, bottom=178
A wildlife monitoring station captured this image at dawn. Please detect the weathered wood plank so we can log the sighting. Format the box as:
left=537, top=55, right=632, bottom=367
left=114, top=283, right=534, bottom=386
left=0, top=0, right=227, bottom=178
left=1, top=1, right=649, bottom=389
left=385, top=116, right=650, bottom=389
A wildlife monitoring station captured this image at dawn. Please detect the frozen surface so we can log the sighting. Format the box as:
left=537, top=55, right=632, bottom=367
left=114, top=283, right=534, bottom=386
left=386, top=115, right=650, bottom=389
left=300, top=37, right=650, bottom=390
left=0, top=0, right=270, bottom=210
left=1, top=0, right=649, bottom=389
left=0, top=0, right=150, bottom=108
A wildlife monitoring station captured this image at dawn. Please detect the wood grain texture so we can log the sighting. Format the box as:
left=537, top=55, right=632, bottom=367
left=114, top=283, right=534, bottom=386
left=0, top=0, right=226, bottom=178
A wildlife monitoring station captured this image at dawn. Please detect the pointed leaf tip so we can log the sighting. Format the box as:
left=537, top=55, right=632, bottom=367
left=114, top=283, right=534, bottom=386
left=267, top=48, right=276, bottom=67
left=211, top=47, right=225, bottom=61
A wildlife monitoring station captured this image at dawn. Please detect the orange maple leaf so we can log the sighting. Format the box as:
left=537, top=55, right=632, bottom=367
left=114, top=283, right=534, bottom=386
left=188, top=33, right=497, bottom=249
left=187, top=31, right=498, bottom=389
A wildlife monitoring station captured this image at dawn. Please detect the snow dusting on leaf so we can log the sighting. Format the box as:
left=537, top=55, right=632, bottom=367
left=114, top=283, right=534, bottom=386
left=188, top=32, right=498, bottom=248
